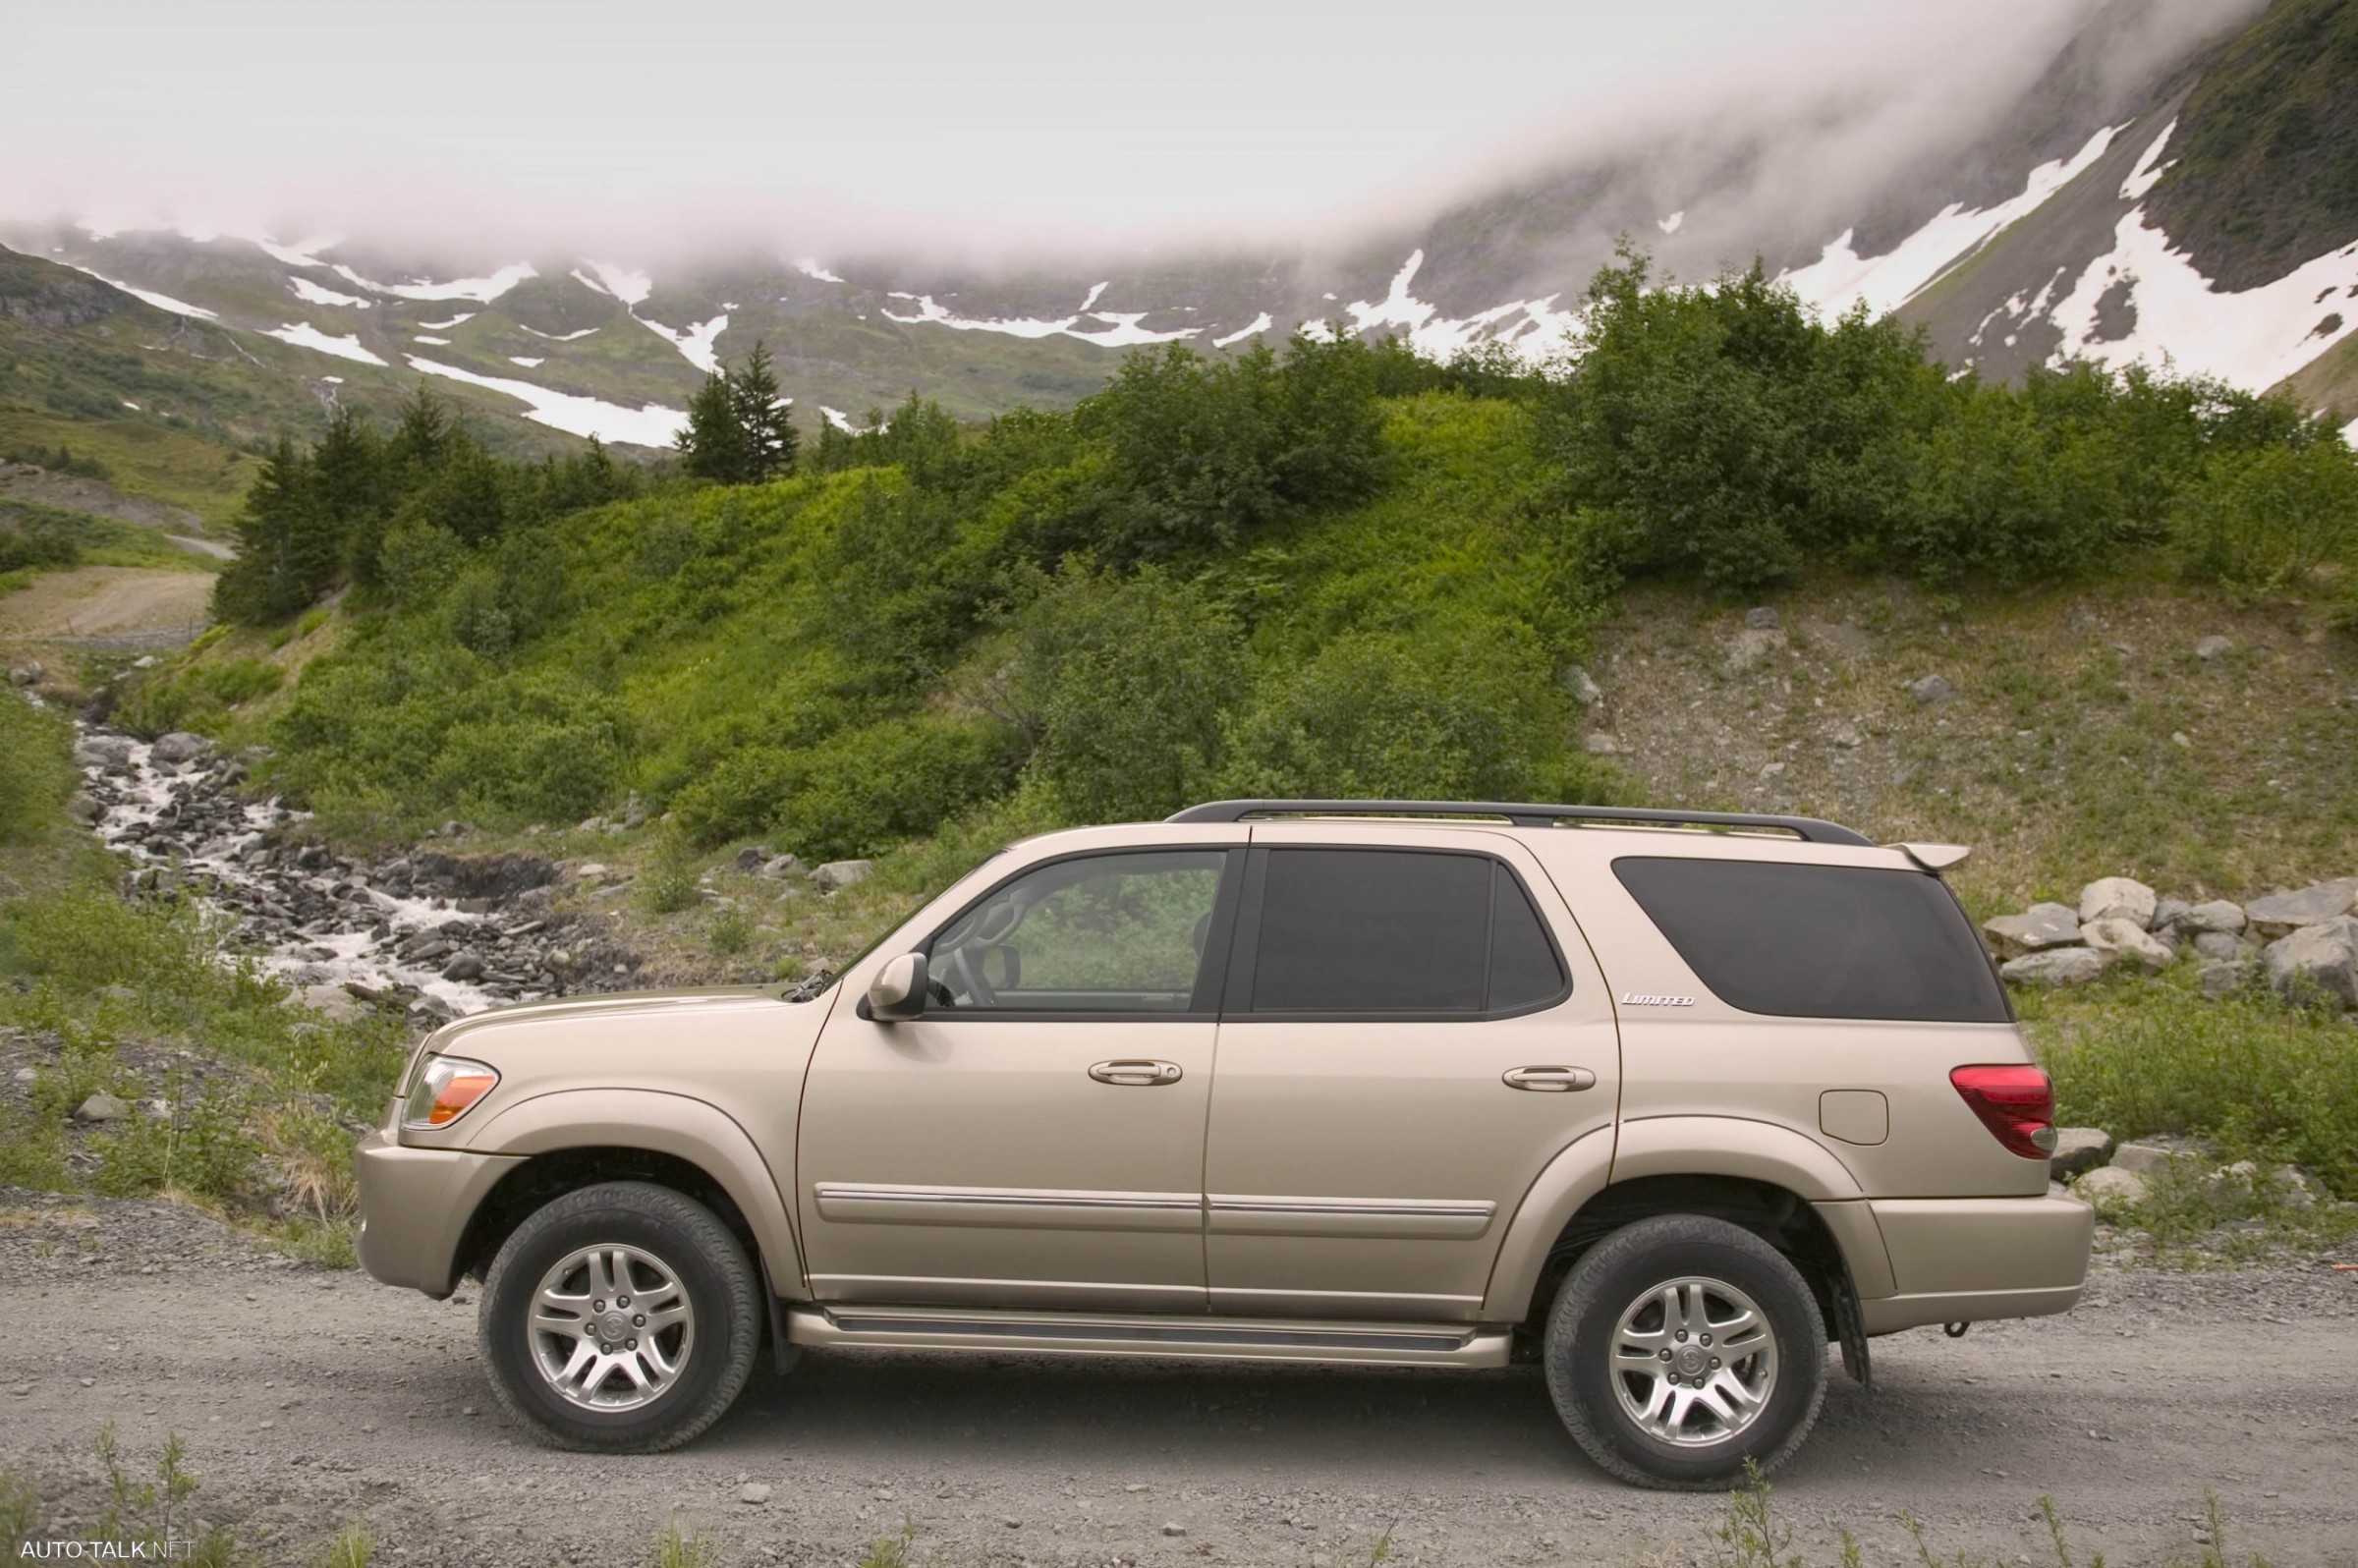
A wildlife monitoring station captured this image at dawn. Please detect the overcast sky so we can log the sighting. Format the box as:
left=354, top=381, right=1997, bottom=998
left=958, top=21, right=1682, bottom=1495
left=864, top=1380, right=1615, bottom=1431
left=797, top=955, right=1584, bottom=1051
left=6, top=0, right=2105, bottom=256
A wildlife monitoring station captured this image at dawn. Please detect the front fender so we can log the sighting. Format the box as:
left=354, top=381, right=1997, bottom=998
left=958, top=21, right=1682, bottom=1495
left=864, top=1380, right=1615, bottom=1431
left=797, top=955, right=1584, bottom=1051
left=461, top=1088, right=808, bottom=1297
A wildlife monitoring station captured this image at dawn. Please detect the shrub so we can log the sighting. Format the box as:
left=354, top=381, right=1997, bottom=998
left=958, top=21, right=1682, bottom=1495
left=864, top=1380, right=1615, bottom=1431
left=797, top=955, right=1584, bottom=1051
left=2038, top=984, right=2358, bottom=1199
left=673, top=712, right=1018, bottom=858
left=2172, top=438, right=2358, bottom=590
left=1002, top=566, right=1248, bottom=822
left=1214, top=614, right=1594, bottom=802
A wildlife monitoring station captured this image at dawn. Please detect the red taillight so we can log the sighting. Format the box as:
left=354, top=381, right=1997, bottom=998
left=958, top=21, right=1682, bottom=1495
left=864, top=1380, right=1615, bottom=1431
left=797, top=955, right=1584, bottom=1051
left=1950, top=1065, right=2057, bottom=1159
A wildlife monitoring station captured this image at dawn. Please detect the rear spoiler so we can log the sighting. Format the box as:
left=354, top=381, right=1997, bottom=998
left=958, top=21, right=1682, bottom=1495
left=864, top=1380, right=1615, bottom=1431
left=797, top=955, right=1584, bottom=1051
left=1888, top=842, right=1970, bottom=872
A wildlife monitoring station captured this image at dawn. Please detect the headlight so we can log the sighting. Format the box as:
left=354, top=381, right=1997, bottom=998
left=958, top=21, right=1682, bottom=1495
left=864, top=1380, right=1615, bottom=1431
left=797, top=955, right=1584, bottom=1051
left=402, top=1055, right=500, bottom=1131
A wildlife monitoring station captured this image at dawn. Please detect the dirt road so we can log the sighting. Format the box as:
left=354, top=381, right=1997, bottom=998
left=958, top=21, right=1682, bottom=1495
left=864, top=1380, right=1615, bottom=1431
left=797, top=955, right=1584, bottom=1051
left=3, top=1197, right=2352, bottom=1567
left=0, top=564, right=212, bottom=646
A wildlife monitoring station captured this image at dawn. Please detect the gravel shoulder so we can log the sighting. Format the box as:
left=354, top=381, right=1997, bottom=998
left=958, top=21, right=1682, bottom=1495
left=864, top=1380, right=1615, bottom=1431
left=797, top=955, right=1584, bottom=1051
left=5, top=1195, right=2355, bottom=1567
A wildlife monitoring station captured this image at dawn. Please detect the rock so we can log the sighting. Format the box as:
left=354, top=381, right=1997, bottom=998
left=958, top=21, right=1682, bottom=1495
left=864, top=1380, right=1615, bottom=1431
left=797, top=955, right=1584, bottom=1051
left=66, top=791, right=102, bottom=825
left=2270, top=1165, right=2319, bottom=1210
left=1744, top=606, right=1781, bottom=630
left=739, top=1484, right=771, bottom=1505
left=1982, top=903, right=2083, bottom=958
left=2047, top=1128, right=2115, bottom=1180
left=1727, top=627, right=1787, bottom=669
left=2073, top=1166, right=2149, bottom=1205
left=2245, top=879, right=2358, bottom=939
left=2191, top=930, right=2250, bottom=962
left=1825, top=719, right=1863, bottom=749
left=1162, top=1524, right=1188, bottom=1538
left=2194, top=635, right=2234, bottom=660
left=576, top=863, right=610, bottom=881
left=2262, top=917, right=2358, bottom=1008
left=1999, top=948, right=2105, bottom=986
left=2077, top=876, right=2158, bottom=929
left=2176, top=899, right=2246, bottom=935
left=301, top=984, right=365, bottom=1023
left=2152, top=897, right=2189, bottom=931
left=1909, top=673, right=1954, bottom=705
left=758, top=854, right=804, bottom=880
left=810, top=859, right=874, bottom=892
left=439, top=820, right=467, bottom=839
left=74, top=735, right=136, bottom=768
left=440, top=952, right=487, bottom=982
left=2111, top=1139, right=2208, bottom=1177
left=1580, top=732, right=1620, bottom=755
left=8, top=660, right=45, bottom=687
left=73, top=1093, right=130, bottom=1123
left=1558, top=664, right=1602, bottom=706
left=2081, top=917, right=2172, bottom=968
left=150, top=732, right=212, bottom=764
left=2197, top=960, right=2256, bottom=996
left=733, top=847, right=763, bottom=870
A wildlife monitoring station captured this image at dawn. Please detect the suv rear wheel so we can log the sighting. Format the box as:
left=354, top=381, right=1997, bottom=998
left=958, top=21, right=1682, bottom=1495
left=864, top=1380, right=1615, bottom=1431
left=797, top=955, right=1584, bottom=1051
left=1543, top=1214, right=1825, bottom=1489
left=478, top=1181, right=761, bottom=1452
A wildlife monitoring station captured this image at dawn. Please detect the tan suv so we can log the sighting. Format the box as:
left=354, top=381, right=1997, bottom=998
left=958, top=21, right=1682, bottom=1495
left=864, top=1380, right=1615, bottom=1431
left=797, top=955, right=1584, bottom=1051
left=355, top=800, right=2091, bottom=1488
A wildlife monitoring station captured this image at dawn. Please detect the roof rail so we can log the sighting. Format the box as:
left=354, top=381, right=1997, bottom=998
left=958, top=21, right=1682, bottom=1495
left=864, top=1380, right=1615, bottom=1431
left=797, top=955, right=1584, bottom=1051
left=1164, top=799, right=1875, bottom=847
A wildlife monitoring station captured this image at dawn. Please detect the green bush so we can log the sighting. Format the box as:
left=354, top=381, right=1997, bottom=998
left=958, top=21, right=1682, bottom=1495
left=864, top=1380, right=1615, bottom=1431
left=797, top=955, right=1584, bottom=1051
left=674, top=711, right=1017, bottom=857
left=1215, top=615, right=1593, bottom=802
left=2039, top=984, right=2358, bottom=1199
left=0, top=691, right=76, bottom=843
left=2172, top=438, right=2358, bottom=589
left=94, top=1080, right=257, bottom=1204
left=1003, top=566, right=1247, bottom=822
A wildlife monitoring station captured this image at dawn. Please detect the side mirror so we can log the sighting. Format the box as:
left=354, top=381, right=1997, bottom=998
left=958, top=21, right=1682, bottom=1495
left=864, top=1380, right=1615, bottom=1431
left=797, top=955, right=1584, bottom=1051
left=866, top=951, right=927, bottom=1022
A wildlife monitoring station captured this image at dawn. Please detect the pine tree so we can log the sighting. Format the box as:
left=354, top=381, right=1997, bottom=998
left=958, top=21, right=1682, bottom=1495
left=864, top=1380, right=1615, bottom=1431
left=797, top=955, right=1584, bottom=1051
left=677, top=370, right=750, bottom=482
left=214, top=437, right=337, bottom=624
left=389, top=385, right=453, bottom=475
left=729, top=341, right=798, bottom=481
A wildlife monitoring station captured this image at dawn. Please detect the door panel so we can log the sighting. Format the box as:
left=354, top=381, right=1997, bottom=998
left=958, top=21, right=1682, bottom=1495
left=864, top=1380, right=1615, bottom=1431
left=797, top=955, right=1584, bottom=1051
left=797, top=843, right=1241, bottom=1313
left=1203, top=826, right=1621, bottom=1321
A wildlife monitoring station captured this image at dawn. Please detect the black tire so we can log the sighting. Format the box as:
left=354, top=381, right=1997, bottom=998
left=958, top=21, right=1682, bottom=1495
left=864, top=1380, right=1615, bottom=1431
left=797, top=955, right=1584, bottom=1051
left=1543, top=1214, right=1825, bottom=1489
left=478, top=1181, right=761, bottom=1453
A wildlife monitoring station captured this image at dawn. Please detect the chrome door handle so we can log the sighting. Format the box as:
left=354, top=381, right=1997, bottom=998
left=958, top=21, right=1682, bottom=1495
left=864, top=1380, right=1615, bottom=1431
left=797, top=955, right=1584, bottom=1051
left=1503, top=1065, right=1597, bottom=1092
left=1089, top=1059, right=1184, bottom=1087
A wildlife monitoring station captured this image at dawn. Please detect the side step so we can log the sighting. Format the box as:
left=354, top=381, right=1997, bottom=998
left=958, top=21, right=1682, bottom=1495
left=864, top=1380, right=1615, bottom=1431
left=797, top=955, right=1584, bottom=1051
left=786, top=1304, right=1511, bottom=1369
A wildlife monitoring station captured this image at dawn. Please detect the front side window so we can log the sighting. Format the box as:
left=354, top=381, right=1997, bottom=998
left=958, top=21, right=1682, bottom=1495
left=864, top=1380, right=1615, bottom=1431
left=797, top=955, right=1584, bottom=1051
left=927, top=850, right=1228, bottom=1014
left=1245, top=849, right=1568, bottom=1016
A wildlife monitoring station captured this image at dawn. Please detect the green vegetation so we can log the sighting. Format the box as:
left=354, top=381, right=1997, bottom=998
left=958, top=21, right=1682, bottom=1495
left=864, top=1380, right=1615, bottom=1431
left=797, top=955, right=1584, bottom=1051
left=677, top=340, right=799, bottom=483
left=2148, top=0, right=2358, bottom=290
left=0, top=678, right=77, bottom=840
left=0, top=498, right=218, bottom=592
left=2031, top=981, right=2358, bottom=1200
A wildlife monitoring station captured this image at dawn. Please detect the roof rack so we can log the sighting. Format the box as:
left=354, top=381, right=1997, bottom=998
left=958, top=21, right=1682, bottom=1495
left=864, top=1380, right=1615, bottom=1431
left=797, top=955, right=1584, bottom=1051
left=1164, top=799, right=1875, bottom=847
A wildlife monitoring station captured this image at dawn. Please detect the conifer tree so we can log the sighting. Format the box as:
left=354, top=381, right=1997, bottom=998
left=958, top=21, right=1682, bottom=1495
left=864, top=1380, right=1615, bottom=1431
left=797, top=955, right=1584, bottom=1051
left=678, top=371, right=750, bottom=482
left=214, top=437, right=336, bottom=623
left=730, top=341, right=799, bottom=481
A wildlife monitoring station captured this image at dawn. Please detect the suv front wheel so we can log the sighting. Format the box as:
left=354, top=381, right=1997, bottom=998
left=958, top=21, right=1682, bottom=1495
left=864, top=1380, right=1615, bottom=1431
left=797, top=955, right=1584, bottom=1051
left=478, top=1181, right=762, bottom=1452
left=1543, top=1214, right=1826, bottom=1489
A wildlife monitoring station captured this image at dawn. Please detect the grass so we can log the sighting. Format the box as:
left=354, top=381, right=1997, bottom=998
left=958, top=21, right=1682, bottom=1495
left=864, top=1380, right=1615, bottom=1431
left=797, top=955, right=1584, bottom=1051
left=0, top=408, right=254, bottom=527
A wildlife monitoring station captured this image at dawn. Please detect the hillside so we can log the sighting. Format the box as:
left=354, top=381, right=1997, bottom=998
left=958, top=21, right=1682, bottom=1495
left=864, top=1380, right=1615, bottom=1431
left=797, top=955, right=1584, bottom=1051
left=7, top=0, right=2356, bottom=477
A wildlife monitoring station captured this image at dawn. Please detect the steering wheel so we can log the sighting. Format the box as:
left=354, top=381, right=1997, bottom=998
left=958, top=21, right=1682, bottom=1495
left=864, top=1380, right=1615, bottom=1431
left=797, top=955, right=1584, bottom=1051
left=948, top=943, right=998, bottom=1008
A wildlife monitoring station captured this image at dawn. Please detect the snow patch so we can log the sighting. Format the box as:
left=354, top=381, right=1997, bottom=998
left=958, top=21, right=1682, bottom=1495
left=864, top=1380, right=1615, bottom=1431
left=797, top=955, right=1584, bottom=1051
left=415, top=335, right=451, bottom=345
left=418, top=311, right=475, bottom=330
left=1657, top=211, right=1685, bottom=235
left=1781, top=124, right=2122, bottom=319
left=637, top=312, right=728, bottom=372
left=57, top=261, right=217, bottom=319
left=2044, top=209, right=2358, bottom=392
left=1213, top=312, right=1274, bottom=348
left=331, top=261, right=535, bottom=303
left=256, top=234, right=341, bottom=269
left=577, top=260, right=652, bottom=307
left=881, top=293, right=1198, bottom=348
left=509, top=356, right=545, bottom=368
left=2120, top=119, right=2176, bottom=201
left=1342, top=250, right=1583, bottom=364
left=290, top=275, right=370, bottom=309
left=1081, top=281, right=1109, bottom=311
left=519, top=324, right=599, bottom=342
left=405, top=357, right=687, bottom=447
left=264, top=321, right=388, bottom=365
left=121, top=400, right=139, bottom=411
left=794, top=257, right=846, bottom=284
left=819, top=406, right=860, bottom=432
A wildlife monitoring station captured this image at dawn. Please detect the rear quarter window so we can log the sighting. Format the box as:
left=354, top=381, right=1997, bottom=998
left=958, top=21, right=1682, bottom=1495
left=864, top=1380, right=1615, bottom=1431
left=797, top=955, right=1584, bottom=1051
left=1611, top=857, right=2008, bottom=1023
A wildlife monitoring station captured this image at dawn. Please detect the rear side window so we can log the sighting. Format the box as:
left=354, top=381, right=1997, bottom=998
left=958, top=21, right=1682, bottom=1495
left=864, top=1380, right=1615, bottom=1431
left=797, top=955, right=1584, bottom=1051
left=1611, top=857, right=2007, bottom=1023
left=1244, top=849, right=1568, bottom=1016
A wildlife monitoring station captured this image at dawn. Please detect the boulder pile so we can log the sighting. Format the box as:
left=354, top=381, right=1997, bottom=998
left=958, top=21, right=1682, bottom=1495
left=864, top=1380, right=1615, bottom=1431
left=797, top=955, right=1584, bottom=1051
left=1983, top=874, right=2358, bottom=1011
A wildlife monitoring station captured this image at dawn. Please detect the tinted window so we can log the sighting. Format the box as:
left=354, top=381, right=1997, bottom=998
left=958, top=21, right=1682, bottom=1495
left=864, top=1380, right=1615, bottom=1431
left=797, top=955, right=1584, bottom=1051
left=1247, top=850, right=1567, bottom=1016
left=1612, top=857, right=2008, bottom=1023
left=928, top=851, right=1226, bottom=1013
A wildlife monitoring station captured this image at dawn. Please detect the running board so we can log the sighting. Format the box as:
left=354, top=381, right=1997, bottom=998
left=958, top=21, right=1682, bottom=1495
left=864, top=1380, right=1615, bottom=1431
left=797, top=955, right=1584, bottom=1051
left=786, top=1305, right=1511, bottom=1368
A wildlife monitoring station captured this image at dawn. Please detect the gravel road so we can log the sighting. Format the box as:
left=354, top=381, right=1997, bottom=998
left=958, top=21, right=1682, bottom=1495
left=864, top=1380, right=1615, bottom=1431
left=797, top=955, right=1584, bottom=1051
left=4, top=1194, right=2354, bottom=1568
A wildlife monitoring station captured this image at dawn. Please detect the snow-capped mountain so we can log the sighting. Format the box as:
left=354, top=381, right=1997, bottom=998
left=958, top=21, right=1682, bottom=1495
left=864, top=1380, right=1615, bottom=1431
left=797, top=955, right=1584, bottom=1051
left=4, top=0, right=2351, bottom=453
